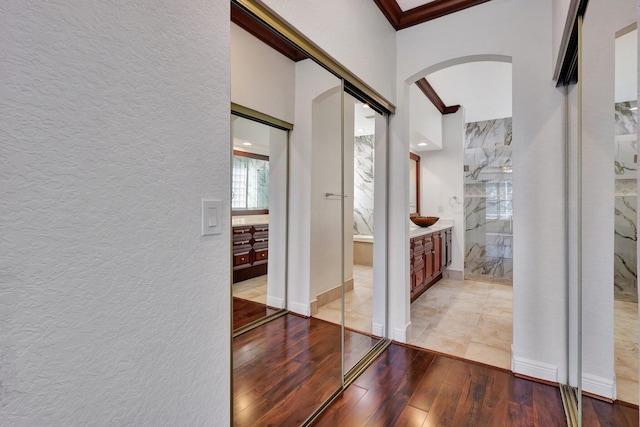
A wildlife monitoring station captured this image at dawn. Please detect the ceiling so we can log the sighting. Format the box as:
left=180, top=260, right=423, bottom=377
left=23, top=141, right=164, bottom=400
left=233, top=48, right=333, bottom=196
left=427, top=61, right=512, bottom=123
left=373, top=0, right=492, bottom=30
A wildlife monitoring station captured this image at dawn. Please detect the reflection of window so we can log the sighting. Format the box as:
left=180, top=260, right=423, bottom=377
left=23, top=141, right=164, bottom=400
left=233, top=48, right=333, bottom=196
left=485, top=181, right=512, bottom=220
left=232, top=151, right=269, bottom=211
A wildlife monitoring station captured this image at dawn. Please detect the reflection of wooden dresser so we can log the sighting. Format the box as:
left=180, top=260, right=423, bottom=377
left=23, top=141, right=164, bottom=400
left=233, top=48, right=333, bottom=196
left=233, top=224, right=269, bottom=283
left=410, top=228, right=452, bottom=302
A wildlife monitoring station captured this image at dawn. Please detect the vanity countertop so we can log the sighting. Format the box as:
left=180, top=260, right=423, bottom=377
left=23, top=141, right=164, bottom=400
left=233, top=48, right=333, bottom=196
left=409, top=220, right=453, bottom=238
left=232, top=214, right=269, bottom=227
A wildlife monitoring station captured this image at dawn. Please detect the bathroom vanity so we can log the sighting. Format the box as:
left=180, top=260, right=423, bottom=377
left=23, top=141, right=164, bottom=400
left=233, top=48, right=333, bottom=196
left=410, top=225, right=452, bottom=302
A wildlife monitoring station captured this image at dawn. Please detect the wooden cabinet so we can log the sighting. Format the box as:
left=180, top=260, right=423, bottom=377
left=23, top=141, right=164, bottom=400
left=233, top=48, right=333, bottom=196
left=410, top=227, right=452, bottom=302
left=442, top=228, right=452, bottom=269
left=233, top=224, right=269, bottom=283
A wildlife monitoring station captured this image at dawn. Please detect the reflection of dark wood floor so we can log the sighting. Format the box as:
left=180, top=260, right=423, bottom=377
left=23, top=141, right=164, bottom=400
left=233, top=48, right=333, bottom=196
left=233, top=314, right=377, bottom=426
left=233, top=297, right=279, bottom=330
left=315, top=343, right=639, bottom=427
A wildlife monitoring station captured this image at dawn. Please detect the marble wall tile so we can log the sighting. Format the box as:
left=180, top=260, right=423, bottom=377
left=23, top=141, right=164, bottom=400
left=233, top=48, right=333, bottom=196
left=353, top=134, right=374, bottom=235
left=465, top=118, right=512, bottom=183
left=615, top=101, right=638, bottom=136
left=615, top=194, right=637, bottom=302
left=464, top=118, right=513, bottom=284
left=615, top=136, right=638, bottom=179
left=613, top=102, right=638, bottom=302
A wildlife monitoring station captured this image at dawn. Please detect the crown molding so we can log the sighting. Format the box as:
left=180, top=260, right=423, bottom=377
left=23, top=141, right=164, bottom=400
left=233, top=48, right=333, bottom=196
left=375, top=0, right=492, bottom=30
left=415, top=78, right=460, bottom=114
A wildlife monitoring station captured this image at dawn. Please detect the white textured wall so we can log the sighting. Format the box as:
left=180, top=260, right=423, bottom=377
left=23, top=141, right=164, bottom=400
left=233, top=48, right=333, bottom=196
left=1, top=1, right=230, bottom=425
left=393, top=0, right=568, bottom=386
left=419, top=109, right=466, bottom=274
left=231, top=22, right=295, bottom=123
left=409, top=84, right=443, bottom=150
left=261, top=0, right=397, bottom=104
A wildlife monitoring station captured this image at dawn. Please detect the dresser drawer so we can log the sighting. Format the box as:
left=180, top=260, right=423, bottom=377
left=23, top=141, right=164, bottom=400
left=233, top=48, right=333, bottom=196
left=253, top=230, right=269, bottom=243
left=233, top=234, right=252, bottom=245
left=233, top=252, right=251, bottom=268
left=253, top=249, right=268, bottom=265
left=232, top=226, right=252, bottom=235
left=253, top=224, right=269, bottom=233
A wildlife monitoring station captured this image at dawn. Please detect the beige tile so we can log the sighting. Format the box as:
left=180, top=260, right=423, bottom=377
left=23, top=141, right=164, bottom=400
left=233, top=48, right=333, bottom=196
left=413, top=329, right=470, bottom=358
left=481, top=305, right=513, bottom=318
left=423, top=316, right=476, bottom=342
left=408, top=277, right=513, bottom=371
left=314, top=306, right=342, bottom=325
left=464, top=342, right=511, bottom=370
left=472, top=321, right=512, bottom=349
left=345, top=313, right=373, bottom=334
left=616, top=377, right=639, bottom=406
left=443, top=297, right=486, bottom=314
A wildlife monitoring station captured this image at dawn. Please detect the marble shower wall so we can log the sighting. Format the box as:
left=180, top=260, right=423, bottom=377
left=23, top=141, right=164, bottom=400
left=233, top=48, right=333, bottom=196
left=464, top=118, right=513, bottom=284
left=614, top=101, right=637, bottom=302
left=353, top=134, right=374, bottom=235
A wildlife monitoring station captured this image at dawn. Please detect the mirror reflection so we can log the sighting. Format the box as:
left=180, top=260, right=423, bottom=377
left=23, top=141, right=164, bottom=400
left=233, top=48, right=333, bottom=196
left=232, top=152, right=269, bottom=213
left=231, top=7, right=346, bottom=423
left=231, top=115, right=288, bottom=330
left=409, top=153, right=420, bottom=217
left=613, top=24, right=638, bottom=407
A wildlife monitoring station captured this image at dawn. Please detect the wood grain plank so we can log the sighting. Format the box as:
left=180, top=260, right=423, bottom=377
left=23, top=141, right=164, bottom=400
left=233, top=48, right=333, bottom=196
left=392, top=405, right=428, bottom=427
left=477, top=369, right=511, bottom=426
left=422, top=382, right=464, bottom=426
left=582, top=396, right=604, bottom=427
left=364, top=351, right=436, bottom=426
left=313, top=385, right=368, bottom=427
left=450, top=364, right=490, bottom=426
left=407, top=356, right=452, bottom=412
left=531, top=381, right=566, bottom=426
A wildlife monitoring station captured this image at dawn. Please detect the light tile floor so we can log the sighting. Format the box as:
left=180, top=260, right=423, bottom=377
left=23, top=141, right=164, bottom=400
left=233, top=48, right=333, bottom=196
left=615, top=299, right=638, bottom=405
left=408, top=278, right=513, bottom=371
left=233, top=275, right=267, bottom=304
left=314, top=265, right=374, bottom=334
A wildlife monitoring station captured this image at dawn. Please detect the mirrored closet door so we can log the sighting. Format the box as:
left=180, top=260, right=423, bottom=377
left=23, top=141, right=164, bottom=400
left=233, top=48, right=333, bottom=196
left=231, top=113, right=289, bottom=332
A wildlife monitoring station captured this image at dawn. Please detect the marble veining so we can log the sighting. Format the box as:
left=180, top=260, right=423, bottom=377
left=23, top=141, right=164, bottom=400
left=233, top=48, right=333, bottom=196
left=464, top=118, right=513, bottom=284
left=615, top=101, right=638, bottom=136
left=353, top=134, right=375, bottom=235
left=614, top=102, right=638, bottom=302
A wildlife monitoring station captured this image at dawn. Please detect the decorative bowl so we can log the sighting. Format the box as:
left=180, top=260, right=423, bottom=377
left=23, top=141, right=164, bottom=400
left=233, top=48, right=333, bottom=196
left=410, top=216, right=439, bottom=227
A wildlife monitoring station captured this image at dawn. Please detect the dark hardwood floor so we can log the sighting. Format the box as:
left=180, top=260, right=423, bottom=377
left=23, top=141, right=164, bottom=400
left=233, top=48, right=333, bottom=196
left=232, top=297, right=279, bottom=329
left=315, top=343, right=639, bottom=427
left=233, top=313, right=639, bottom=426
left=233, top=313, right=376, bottom=425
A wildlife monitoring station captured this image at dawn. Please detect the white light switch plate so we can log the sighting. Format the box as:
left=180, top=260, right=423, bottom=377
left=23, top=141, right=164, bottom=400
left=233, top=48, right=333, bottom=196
left=201, top=199, right=222, bottom=236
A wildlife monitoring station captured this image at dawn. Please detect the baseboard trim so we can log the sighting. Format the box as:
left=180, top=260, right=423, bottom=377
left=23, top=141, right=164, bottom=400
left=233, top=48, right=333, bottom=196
left=582, top=372, right=616, bottom=401
left=266, top=296, right=284, bottom=309
left=512, top=355, right=558, bottom=383
left=393, top=322, right=411, bottom=343
left=315, top=279, right=355, bottom=308
left=371, top=322, right=384, bottom=337
left=289, top=301, right=310, bottom=317
left=444, top=269, right=463, bottom=280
